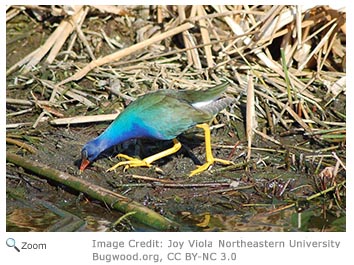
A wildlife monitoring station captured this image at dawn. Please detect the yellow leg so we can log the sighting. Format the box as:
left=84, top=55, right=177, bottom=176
left=189, top=123, right=234, bottom=176
left=107, top=139, right=182, bottom=172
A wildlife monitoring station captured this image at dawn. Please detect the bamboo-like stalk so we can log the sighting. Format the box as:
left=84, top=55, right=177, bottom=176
left=178, top=6, right=193, bottom=66
left=6, top=152, right=179, bottom=231
left=197, top=5, right=214, bottom=68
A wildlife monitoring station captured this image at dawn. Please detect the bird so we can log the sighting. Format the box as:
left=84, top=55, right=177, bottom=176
left=80, top=81, right=234, bottom=176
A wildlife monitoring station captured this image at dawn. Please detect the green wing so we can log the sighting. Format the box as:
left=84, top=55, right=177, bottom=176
left=121, top=82, right=229, bottom=139
left=125, top=91, right=212, bottom=139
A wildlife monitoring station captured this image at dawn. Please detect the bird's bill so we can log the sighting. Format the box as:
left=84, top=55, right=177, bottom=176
left=80, top=158, right=90, bottom=171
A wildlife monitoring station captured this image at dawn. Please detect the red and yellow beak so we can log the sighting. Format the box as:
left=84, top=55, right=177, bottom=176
left=80, top=158, right=90, bottom=171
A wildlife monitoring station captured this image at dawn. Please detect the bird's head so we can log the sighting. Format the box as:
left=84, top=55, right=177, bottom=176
left=80, top=141, right=101, bottom=171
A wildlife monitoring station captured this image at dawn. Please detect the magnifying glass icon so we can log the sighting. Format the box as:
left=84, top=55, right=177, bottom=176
left=6, top=238, right=20, bottom=252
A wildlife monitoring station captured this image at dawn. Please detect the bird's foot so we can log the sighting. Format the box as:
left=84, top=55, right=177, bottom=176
left=107, top=154, right=152, bottom=172
left=189, top=158, right=234, bottom=177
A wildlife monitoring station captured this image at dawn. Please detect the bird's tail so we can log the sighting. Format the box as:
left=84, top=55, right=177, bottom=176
left=195, top=97, right=234, bottom=116
left=180, top=81, right=230, bottom=103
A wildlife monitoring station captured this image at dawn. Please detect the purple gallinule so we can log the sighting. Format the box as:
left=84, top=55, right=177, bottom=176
left=80, top=82, right=234, bottom=176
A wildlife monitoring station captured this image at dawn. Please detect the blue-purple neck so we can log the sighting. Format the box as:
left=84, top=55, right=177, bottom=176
left=93, top=118, right=137, bottom=153
left=83, top=111, right=165, bottom=163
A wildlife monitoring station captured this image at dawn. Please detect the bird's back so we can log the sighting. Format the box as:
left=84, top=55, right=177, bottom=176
left=118, top=82, right=232, bottom=140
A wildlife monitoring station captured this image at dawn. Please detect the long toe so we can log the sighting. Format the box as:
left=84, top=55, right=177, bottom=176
left=213, top=158, right=234, bottom=165
left=189, top=158, right=234, bottom=176
left=116, top=153, right=137, bottom=161
left=107, top=161, right=129, bottom=172
left=189, top=162, right=213, bottom=177
left=107, top=156, right=152, bottom=172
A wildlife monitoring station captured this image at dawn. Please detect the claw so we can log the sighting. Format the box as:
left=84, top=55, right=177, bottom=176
left=107, top=154, right=152, bottom=172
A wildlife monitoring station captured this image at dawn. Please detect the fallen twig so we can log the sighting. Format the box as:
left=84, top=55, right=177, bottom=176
left=50, top=113, right=119, bottom=125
